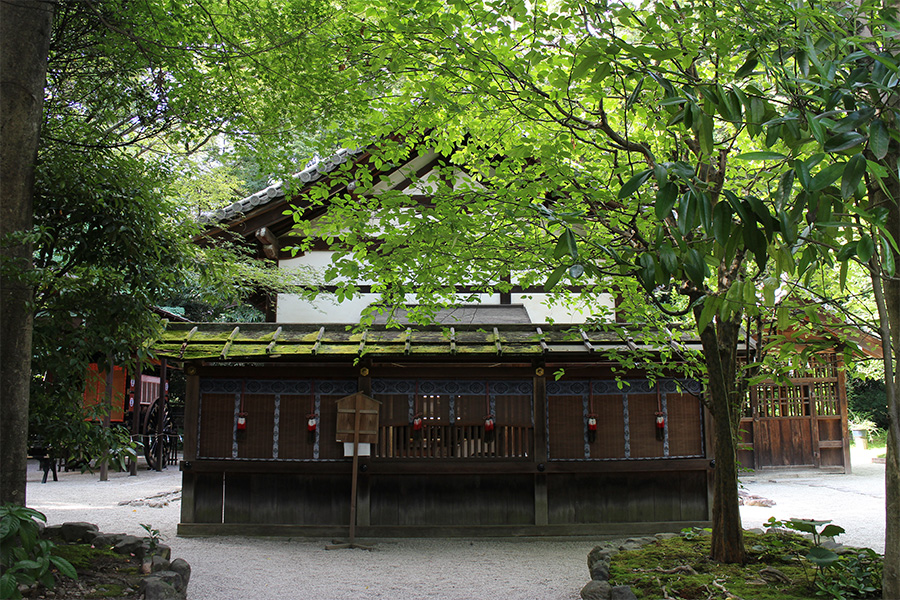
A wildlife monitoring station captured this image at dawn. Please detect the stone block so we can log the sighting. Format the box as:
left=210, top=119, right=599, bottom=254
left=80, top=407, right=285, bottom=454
left=151, top=570, right=185, bottom=593
left=169, top=558, right=191, bottom=590
left=151, top=555, right=171, bottom=573
left=610, top=585, right=638, bottom=599
left=60, top=522, right=99, bottom=543
left=154, top=543, right=172, bottom=560
left=581, top=579, right=612, bottom=600
left=141, top=578, right=183, bottom=600
left=92, top=533, right=127, bottom=548
left=113, top=535, right=144, bottom=556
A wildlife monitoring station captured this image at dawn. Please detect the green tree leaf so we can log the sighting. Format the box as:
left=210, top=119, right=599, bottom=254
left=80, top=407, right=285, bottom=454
left=824, top=132, right=867, bottom=153
left=841, top=153, right=866, bottom=199
left=619, top=169, right=653, bottom=199
left=735, top=151, right=787, bottom=161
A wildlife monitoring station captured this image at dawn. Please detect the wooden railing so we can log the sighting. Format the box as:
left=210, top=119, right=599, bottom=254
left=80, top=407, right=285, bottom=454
left=376, top=424, right=532, bottom=459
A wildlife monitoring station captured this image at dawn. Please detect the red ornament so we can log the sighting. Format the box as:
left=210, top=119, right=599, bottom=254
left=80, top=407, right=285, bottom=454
left=412, top=415, right=424, bottom=431
left=484, top=417, right=495, bottom=432
left=655, top=412, right=665, bottom=441
left=307, top=415, right=317, bottom=432
left=237, top=412, right=248, bottom=431
left=587, top=416, right=597, bottom=432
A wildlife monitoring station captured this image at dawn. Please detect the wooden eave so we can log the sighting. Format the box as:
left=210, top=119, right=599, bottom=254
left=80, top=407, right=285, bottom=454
left=153, top=323, right=704, bottom=363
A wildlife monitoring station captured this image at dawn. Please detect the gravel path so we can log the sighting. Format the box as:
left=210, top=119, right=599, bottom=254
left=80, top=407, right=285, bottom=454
left=739, top=447, right=886, bottom=553
left=25, top=446, right=886, bottom=599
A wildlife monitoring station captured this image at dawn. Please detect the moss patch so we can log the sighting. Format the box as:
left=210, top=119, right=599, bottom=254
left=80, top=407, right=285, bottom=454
left=48, top=544, right=144, bottom=599
left=608, top=531, right=875, bottom=600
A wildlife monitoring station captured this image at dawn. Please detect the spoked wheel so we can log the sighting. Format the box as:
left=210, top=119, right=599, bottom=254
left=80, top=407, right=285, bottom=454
left=143, top=398, right=176, bottom=470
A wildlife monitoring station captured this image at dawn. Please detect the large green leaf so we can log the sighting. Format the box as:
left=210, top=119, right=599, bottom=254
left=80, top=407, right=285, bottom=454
left=684, top=249, right=707, bottom=285
left=824, top=132, right=867, bottom=153
left=857, top=235, right=875, bottom=262
left=655, top=182, right=678, bottom=219
left=812, top=162, right=845, bottom=191
left=806, top=547, right=840, bottom=568
left=735, top=151, right=787, bottom=161
left=883, top=235, right=896, bottom=276
left=841, top=153, right=866, bottom=199
left=544, top=264, right=567, bottom=291
left=49, top=556, right=78, bottom=581
left=619, top=169, right=653, bottom=199
left=869, top=119, right=889, bottom=160
left=712, top=202, right=733, bottom=245
left=735, top=53, right=758, bottom=79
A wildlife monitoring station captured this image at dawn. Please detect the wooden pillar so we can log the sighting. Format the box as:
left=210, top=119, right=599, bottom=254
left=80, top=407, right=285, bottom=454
left=129, top=362, right=142, bottom=476
left=181, top=363, right=200, bottom=524
left=156, top=358, right=167, bottom=471
left=357, top=362, right=372, bottom=527
left=703, top=394, right=715, bottom=521
left=100, top=359, right=113, bottom=482
left=533, top=364, right=548, bottom=527
left=809, top=380, right=822, bottom=468
left=837, top=356, right=852, bottom=474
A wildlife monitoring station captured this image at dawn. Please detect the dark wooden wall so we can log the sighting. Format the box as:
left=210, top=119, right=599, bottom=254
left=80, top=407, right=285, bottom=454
left=179, top=365, right=713, bottom=536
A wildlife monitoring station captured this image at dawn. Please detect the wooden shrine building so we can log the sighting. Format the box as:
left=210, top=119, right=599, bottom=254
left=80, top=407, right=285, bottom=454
left=162, top=139, right=873, bottom=536
left=154, top=323, right=715, bottom=537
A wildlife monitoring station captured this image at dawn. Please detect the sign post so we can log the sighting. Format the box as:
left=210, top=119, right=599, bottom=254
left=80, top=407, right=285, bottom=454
left=326, top=392, right=380, bottom=550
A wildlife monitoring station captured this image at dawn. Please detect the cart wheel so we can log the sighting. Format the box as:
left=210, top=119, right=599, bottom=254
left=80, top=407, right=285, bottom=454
left=143, top=398, right=176, bottom=470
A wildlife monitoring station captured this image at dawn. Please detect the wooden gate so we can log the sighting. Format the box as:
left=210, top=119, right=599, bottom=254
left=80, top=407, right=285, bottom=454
left=738, top=354, right=849, bottom=472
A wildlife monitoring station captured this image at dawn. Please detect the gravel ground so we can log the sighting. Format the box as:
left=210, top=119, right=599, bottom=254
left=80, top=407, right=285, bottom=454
left=25, top=446, right=886, bottom=599
left=739, top=446, right=887, bottom=553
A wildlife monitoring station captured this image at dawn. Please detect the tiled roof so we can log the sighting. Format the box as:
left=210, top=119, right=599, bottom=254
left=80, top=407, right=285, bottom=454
left=152, top=322, right=703, bottom=362
left=197, top=147, right=366, bottom=225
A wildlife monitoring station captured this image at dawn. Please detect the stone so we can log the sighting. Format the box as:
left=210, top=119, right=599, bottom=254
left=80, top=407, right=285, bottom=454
left=151, top=570, right=185, bottom=593
left=151, top=555, right=171, bottom=573
left=141, top=578, right=183, bottom=600
left=113, top=535, right=144, bottom=556
left=618, top=538, right=653, bottom=552
left=60, top=522, right=99, bottom=543
left=82, top=529, right=99, bottom=543
left=746, top=528, right=765, bottom=535
left=92, top=533, right=127, bottom=548
left=154, top=543, right=172, bottom=560
left=587, top=546, right=616, bottom=570
left=581, top=579, right=612, bottom=600
left=610, top=585, right=638, bottom=599
left=132, top=540, right=152, bottom=559
left=654, top=532, right=679, bottom=541
left=41, top=525, right=64, bottom=540
left=590, top=559, right=610, bottom=582
left=169, top=558, right=191, bottom=590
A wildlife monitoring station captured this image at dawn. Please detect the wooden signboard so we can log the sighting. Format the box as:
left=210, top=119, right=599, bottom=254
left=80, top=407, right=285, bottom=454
left=327, top=392, right=381, bottom=550
left=335, top=392, right=381, bottom=445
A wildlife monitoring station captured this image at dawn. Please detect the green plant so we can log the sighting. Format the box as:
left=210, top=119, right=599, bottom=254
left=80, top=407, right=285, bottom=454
left=0, top=505, right=77, bottom=599
left=680, top=526, right=712, bottom=541
left=815, top=548, right=882, bottom=599
left=139, top=523, right=163, bottom=554
left=763, top=516, right=883, bottom=598
left=848, top=411, right=878, bottom=433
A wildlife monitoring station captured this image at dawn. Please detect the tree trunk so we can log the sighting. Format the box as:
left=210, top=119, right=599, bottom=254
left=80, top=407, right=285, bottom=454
left=697, top=315, right=746, bottom=563
left=879, top=179, right=899, bottom=600
left=0, top=0, right=53, bottom=506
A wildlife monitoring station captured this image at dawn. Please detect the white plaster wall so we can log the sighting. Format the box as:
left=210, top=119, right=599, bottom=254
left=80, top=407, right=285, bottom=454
left=277, top=292, right=502, bottom=324
left=513, top=292, right=615, bottom=324
left=276, top=293, right=378, bottom=323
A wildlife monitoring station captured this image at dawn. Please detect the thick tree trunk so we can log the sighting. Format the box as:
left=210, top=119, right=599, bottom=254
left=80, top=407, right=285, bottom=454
left=880, top=185, right=899, bottom=600
left=0, top=0, right=53, bottom=506
left=697, top=316, right=745, bottom=564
